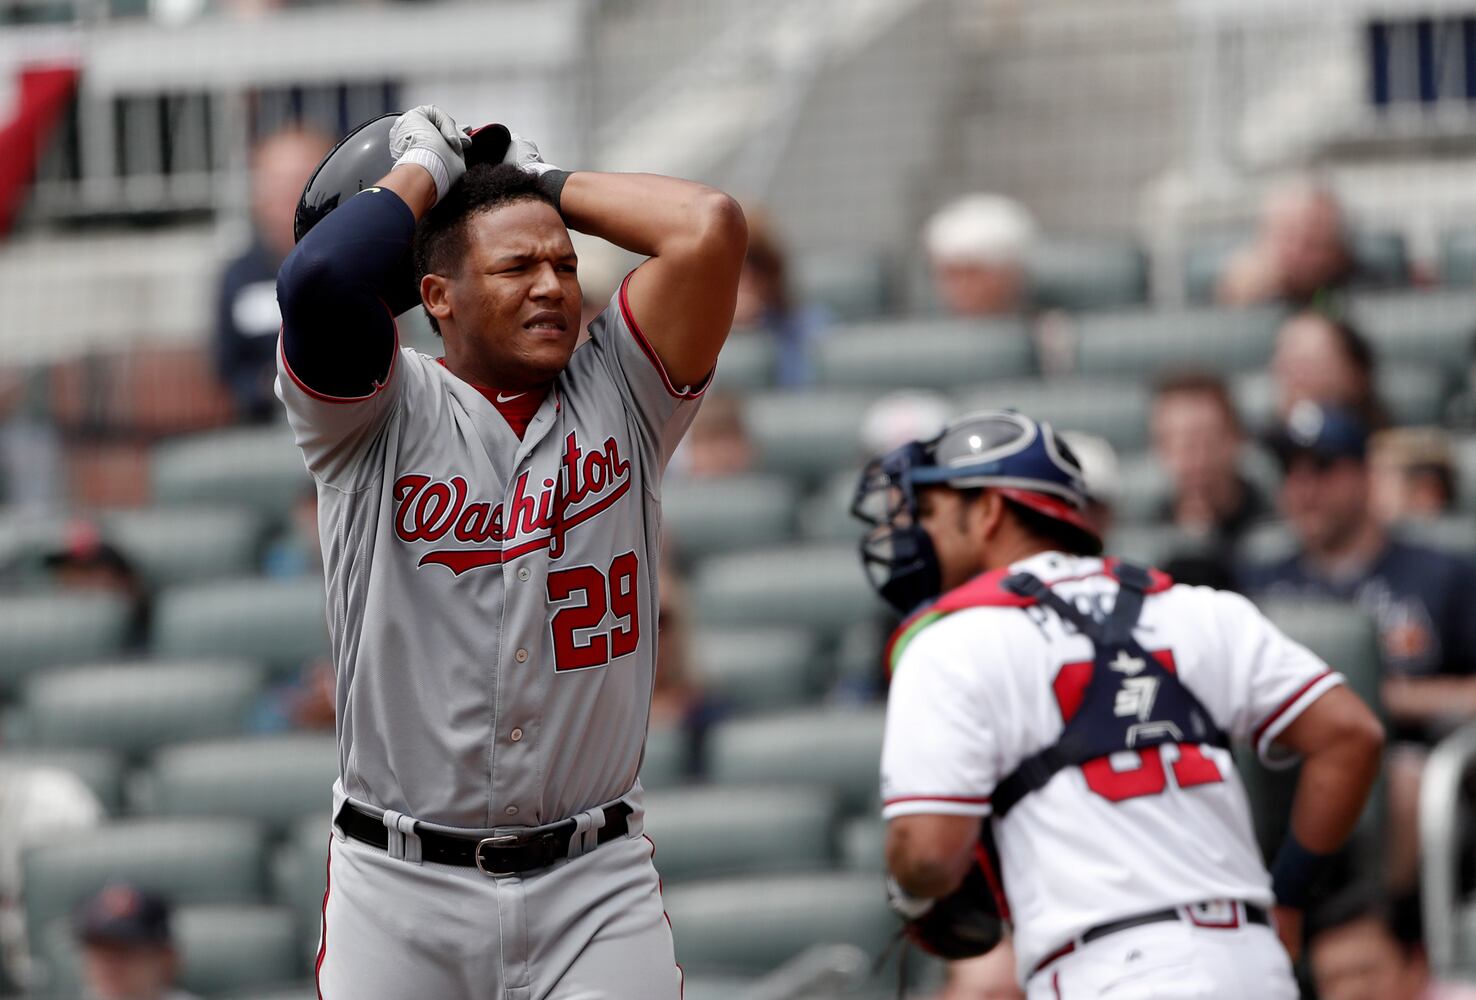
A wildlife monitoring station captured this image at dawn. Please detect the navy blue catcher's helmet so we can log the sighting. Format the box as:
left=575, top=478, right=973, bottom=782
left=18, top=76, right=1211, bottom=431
left=851, top=409, right=1102, bottom=615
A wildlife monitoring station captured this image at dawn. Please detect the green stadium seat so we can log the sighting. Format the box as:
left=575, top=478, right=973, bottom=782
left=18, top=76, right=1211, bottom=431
left=692, top=544, right=876, bottom=633
left=1185, top=228, right=1409, bottom=303
left=643, top=785, right=840, bottom=882
left=639, top=721, right=691, bottom=791
left=955, top=378, right=1152, bottom=452
left=270, top=815, right=331, bottom=968
left=152, top=577, right=328, bottom=677
left=1349, top=289, right=1476, bottom=370
left=38, top=904, right=302, bottom=999
left=1108, top=525, right=1216, bottom=568
left=812, top=318, right=1034, bottom=390
left=715, top=332, right=779, bottom=391
left=794, top=250, right=892, bottom=321
left=0, top=511, right=71, bottom=582
left=1112, top=451, right=1171, bottom=525
left=0, top=749, right=126, bottom=815
left=1235, top=522, right=1297, bottom=567
left=1455, top=436, right=1476, bottom=513
left=218, top=986, right=318, bottom=1000
left=1439, top=227, right=1476, bottom=287
left=661, top=475, right=798, bottom=561
left=799, top=470, right=867, bottom=544
left=133, top=735, right=338, bottom=832
left=707, top=707, right=886, bottom=816
left=838, top=815, right=885, bottom=873
left=152, top=425, right=308, bottom=521
left=664, top=872, right=895, bottom=976
left=680, top=975, right=765, bottom=1000
left=1390, top=515, right=1476, bottom=556
left=0, top=592, right=133, bottom=697
left=744, top=390, right=878, bottom=482
left=1233, top=363, right=1450, bottom=428
left=100, top=506, right=263, bottom=587
left=21, top=818, right=269, bottom=939
left=19, top=661, right=264, bottom=756
left=1028, top=235, right=1148, bottom=311
left=688, top=625, right=826, bottom=713
left=1073, top=305, right=1284, bottom=378
left=1351, top=230, right=1412, bottom=288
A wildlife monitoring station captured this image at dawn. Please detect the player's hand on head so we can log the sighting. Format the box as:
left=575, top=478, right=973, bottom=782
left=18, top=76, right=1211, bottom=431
left=502, top=131, right=561, bottom=177
left=389, top=104, right=474, bottom=204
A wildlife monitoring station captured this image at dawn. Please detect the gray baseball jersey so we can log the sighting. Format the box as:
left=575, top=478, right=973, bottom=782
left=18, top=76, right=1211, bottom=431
left=276, top=273, right=703, bottom=830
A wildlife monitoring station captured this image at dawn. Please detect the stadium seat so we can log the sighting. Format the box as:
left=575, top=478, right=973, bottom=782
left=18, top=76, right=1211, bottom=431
left=0, top=748, right=126, bottom=815
left=664, top=872, right=895, bottom=976
left=955, top=378, right=1152, bottom=452
left=1454, top=435, right=1476, bottom=513
left=714, top=331, right=779, bottom=391
left=812, top=317, right=1034, bottom=390
left=217, top=986, right=318, bottom=1000
left=692, top=544, right=877, bottom=633
left=1390, top=515, right=1476, bottom=555
left=799, top=469, right=867, bottom=544
left=794, top=249, right=892, bottom=321
left=270, top=814, right=331, bottom=967
left=679, top=975, right=765, bottom=1000
left=688, top=625, right=826, bottom=713
left=1349, top=289, right=1476, bottom=370
left=133, top=734, right=338, bottom=831
left=639, top=721, right=691, bottom=791
left=21, top=818, right=269, bottom=940
left=1233, top=363, right=1450, bottom=428
left=1112, top=451, right=1171, bottom=525
left=838, top=815, right=885, bottom=873
left=1108, top=525, right=1216, bottom=569
left=744, top=390, right=879, bottom=482
left=100, top=506, right=263, bottom=587
left=1073, top=305, right=1284, bottom=378
left=1236, top=522, right=1298, bottom=567
left=18, top=660, right=264, bottom=756
left=661, top=475, right=798, bottom=561
left=1028, top=235, right=1148, bottom=311
left=37, top=903, right=302, bottom=999
left=152, top=577, right=328, bottom=677
left=1439, top=226, right=1476, bottom=287
left=152, top=425, right=309, bottom=521
left=642, top=784, right=840, bottom=882
left=1184, top=228, right=1409, bottom=303
left=0, top=592, right=133, bottom=697
left=1352, top=230, right=1413, bottom=288
left=707, top=707, right=886, bottom=816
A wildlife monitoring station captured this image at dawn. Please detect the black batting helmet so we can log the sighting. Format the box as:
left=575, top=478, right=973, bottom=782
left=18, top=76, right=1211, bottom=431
left=293, top=113, right=512, bottom=315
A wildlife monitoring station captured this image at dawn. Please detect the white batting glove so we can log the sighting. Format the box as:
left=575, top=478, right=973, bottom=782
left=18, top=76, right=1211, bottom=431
left=389, top=105, right=474, bottom=204
left=502, top=131, right=563, bottom=179
left=885, top=875, right=935, bottom=921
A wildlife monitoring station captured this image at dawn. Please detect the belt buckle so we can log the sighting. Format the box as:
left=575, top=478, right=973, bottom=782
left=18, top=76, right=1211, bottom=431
left=475, top=834, right=523, bottom=877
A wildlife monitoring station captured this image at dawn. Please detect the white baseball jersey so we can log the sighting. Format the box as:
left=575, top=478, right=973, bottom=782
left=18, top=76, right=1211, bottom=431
left=880, top=551, right=1342, bottom=983
left=276, top=274, right=703, bottom=830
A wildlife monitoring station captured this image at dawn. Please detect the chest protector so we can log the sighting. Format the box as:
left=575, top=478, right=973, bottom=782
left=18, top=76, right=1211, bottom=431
left=985, top=562, right=1229, bottom=819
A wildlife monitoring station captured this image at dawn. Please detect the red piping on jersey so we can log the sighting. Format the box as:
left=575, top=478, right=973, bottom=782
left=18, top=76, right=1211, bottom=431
left=314, top=833, right=332, bottom=999
left=882, top=794, right=992, bottom=808
left=618, top=271, right=712, bottom=400
left=278, top=298, right=400, bottom=404
left=645, top=834, right=684, bottom=999
left=974, top=841, right=1011, bottom=923
left=417, top=477, right=632, bottom=574
left=1252, top=670, right=1335, bottom=749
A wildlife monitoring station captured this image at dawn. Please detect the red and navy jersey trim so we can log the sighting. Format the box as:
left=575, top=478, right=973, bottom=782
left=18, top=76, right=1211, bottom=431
left=618, top=271, right=712, bottom=400
left=1252, top=670, right=1336, bottom=749
left=278, top=297, right=400, bottom=405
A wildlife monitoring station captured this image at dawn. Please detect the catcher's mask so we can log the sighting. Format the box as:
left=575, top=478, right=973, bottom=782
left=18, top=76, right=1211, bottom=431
left=851, top=410, right=1102, bottom=616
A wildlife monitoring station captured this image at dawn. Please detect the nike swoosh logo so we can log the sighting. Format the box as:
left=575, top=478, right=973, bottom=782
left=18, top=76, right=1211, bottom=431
left=495, top=392, right=525, bottom=403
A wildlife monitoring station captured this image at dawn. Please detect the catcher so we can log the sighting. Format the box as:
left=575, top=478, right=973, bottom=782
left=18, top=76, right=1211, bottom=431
left=853, top=410, right=1383, bottom=998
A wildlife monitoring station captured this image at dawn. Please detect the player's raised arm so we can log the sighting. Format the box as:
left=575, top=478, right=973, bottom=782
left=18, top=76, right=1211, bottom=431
left=277, top=106, right=469, bottom=399
left=502, top=138, right=746, bottom=388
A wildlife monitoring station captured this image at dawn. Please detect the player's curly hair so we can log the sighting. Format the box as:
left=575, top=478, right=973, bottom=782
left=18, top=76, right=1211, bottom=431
left=412, top=163, right=558, bottom=334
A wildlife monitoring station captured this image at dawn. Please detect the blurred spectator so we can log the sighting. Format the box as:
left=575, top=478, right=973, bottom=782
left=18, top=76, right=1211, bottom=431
left=0, top=763, right=101, bottom=991
left=1370, top=428, right=1458, bottom=524
left=673, top=393, right=755, bottom=479
left=731, top=209, right=831, bottom=386
left=861, top=390, right=952, bottom=457
left=0, top=366, right=63, bottom=509
left=1308, top=889, right=1476, bottom=1000
left=1240, top=402, right=1476, bottom=890
left=1217, top=179, right=1355, bottom=308
left=1059, top=430, right=1118, bottom=539
left=923, top=194, right=1036, bottom=318
left=263, top=482, right=322, bottom=578
left=1152, top=373, right=1268, bottom=538
left=1271, top=311, right=1386, bottom=430
left=249, top=654, right=335, bottom=733
left=73, top=884, right=200, bottom=1000
left=651, top=554, right=720, bottom=777
left=215, top=125, right=333, bottom=422
left=41, top=521, right=150, bottom=651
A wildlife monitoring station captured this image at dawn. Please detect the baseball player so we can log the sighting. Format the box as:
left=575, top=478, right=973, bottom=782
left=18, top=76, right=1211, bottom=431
left=275, top=105, right=745, bottom=998
left=852, top=410, right=1384, bottom=998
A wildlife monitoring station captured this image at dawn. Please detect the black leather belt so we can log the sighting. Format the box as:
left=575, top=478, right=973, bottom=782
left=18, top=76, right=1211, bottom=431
left=335, top=801, right=632, bottom=875
left=1032, top=901, right=1271, bottom=976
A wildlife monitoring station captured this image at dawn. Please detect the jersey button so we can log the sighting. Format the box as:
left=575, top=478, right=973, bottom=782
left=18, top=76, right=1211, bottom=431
left=518, top=567, right=530, bottom=581
left=505, top=805, right=519, bottom=816
left=510, top=728, right=523, bottom=742
left=515, top=648, right=529, bottom=663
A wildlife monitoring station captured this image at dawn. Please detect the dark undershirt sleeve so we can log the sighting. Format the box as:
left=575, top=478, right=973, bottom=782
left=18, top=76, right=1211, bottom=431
left=276, top=187, right=415, bottom=398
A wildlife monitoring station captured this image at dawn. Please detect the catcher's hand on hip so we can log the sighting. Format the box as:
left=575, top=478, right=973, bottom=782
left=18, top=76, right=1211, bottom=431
left=389, top=105, right=473, bottom=204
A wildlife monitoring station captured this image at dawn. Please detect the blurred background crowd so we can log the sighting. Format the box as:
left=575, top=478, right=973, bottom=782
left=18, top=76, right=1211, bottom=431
left=3, top=0, right=1476, bottom=997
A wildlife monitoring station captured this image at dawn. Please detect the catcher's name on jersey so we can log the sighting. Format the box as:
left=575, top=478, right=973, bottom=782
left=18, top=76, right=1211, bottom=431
left=392, top=431, right=632, bottom=573
left=880, top=552, right=1343, bottom=981
left=277, top=277, right=704, bottom=832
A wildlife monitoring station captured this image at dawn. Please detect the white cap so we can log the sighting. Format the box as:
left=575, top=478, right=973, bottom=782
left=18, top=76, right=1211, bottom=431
left=862, top=391, right=953, bottom=456
left=1058, top=431, right=1120, bottom=507
left=924, top=194, right=1037, bottom=267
